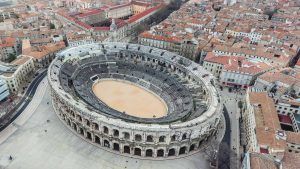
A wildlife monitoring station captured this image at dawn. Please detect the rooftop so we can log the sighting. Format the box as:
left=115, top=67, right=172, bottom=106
left=248, top=92, right=286, bottom=152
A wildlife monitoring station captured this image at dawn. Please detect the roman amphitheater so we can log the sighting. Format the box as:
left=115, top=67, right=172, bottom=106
left=47, top=42, right=223, bottom=158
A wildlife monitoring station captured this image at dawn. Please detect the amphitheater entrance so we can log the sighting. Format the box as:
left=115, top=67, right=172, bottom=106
left=92, top=80, right=167, bottom=118
left=157, top=149, right=164, bottom=157
left=145, top=149, right=153, bottom=157
left=113, top=143, right=120, bottom=151
left=124, top=146, right=130, bottom=154
left=104, top=140, right=110, bottom=148
left=95, top=136, right=101, bottom=144
left=179, top=147, right=186, bottom=155
left=134, top=148, right=141, bottom=156
left=168, top=148, right=175, bottom=156
left=189, top=144, right=195, bottom=152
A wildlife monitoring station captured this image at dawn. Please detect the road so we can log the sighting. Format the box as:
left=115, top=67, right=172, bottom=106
left=0, top=69, right=47, bottom=132
left=219, top=87, right=244, bottom=169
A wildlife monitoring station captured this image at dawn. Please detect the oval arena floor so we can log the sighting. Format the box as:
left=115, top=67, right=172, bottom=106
left=92, top=80, right=167, bottom=118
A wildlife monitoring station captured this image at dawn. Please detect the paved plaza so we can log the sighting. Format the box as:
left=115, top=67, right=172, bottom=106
left=0, top=78, right=211, bottom=169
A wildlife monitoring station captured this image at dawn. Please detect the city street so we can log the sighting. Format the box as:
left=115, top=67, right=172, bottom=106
left=219, top=87, right=245, bottom=169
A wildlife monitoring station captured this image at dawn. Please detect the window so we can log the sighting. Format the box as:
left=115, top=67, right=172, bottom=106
left=159, top=136, right=165, bottom=142
left=123, top=132, right=130, bottom=139
left=146, top=135, right=153, bottom=142
left=135, top=134, right=142, bottom=141
left=103, top=126, right=109, bottom=134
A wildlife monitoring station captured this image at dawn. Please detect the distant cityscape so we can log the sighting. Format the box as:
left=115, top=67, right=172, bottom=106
left=0, top=0, right=300, bottom=169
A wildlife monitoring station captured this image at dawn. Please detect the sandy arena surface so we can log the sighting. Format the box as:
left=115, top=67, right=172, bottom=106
left=92, top=80, right=167, bottom=118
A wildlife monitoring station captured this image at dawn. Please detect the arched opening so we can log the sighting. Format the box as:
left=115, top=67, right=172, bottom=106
left=67, top=119, right=71, bottom=126
left=146, top=135, right=153, bottom=142
left=79, top=128, right=84, bottom=135
left=199, top=139, right=204, bottom=147
left=124, top=146, right=130, bottom=154
left=123, top=132, right=130, bottom=139
left=171, top=135, right=176, bottom=142
left=113, top=129, right=119, bottom=137
left=134, top=148, right=141, bottom=156
left=94, top=123, right=99, bottom=130
left=145, top=149, right=153, bottom=157
left=95, top=135, right=101, bottom=144
left=179, top=147, right=186, bottom=155
left=73, top=123, right=77, bottom=131
left=86, top=119, right=90, bottom=127
left=135, top=134, right=142, bottom=141
left=168, top=148, right=175, bottom=156
left=103, top=126, right=109, bottom=134
left=104, top=140, right=110, bottom=148
left=86, top=131, right=92, bottom=140
left=157, top=149, right=164, bottom=157
left=159, top=136, right=165, bottom=142
left=189, top=144, right=196, bottom=152
left=78, top=115, right=82, bottom=122
left=182, top=133, right=187, bottom=140
left=113, top=143, right=120, bottom=151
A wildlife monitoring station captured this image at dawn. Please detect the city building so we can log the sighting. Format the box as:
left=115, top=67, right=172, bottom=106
left=22, top=40, right=66, bottom=68
left=242, top=152, right=280, bottom=169
left=0, top=78, right=10, bottom=102
left=243, top=91, right=286, bottom=159
left=0, top=55, right=35, bottom=93
left=203, top=52, right=273, bottom=88
left=0, top=37, right=19, bottom=61
left=254, top=68, right=300, bottom=97
left=55, top=1, right=163, bottom=42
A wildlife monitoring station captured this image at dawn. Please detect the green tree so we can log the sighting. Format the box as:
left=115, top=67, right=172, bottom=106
left=50, top=23, right=55, bottom=29
left=6, top=53, right=16, bottom=63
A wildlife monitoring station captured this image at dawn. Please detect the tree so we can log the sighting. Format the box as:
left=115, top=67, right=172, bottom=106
left=50, top=23, right=55, bottom=29
left=6, top=53, right=16, bottom=63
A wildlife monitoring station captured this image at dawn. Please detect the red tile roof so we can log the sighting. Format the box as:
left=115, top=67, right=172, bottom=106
left=127, top=5, right=163, bottom=24
left=77, top=9, right=104, bottom=18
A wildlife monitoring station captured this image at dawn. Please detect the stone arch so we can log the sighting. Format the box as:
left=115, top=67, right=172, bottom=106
left=171, top=135, right=176, bottom=142
left=78, top=115, right=82, bottom=122
left=123, top=132, right=130, bottom=139
left=79, top=128, right=84, bottom=136
left=134, top=147, right=141, bottom=156
left=73, top=123, right=77, bottom=131
left=104, top=140, right=110, bottom=148
left=182, top=133, right=187, bottom=140
left=135, top=134, right=142, bottom=141
left=67, top=119, right=71, bottom=126
left=103, top=126, right=109, bottom=134
left=157, top=149, right=164, bottom=157
left=199, top=139, right=204, bottom=147
left=86, top=131, right=92, bottom=140
left=145, top=149, right=153, bottom=157
left=168, top=148, right=175, bottom=156
left=159, top=136, right=165, bottom=142
left=146, top=135, right=153, bottom=142
left=179, top=146, right=186, bottom=155
left=113, top=129, right=119, bottom=137
left=95, top=135, right=101, bottom=144
left=124, top=145, right=130, bottom=154
left=94, top=123, right=99, bottom=130
left=189, top=144, right=196, bottom=152
left=113, top=143, right=120, bottom=151
left=86, top=119, right=90, bottom=127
